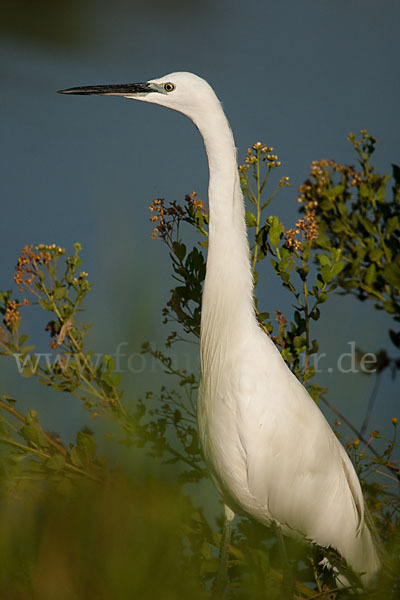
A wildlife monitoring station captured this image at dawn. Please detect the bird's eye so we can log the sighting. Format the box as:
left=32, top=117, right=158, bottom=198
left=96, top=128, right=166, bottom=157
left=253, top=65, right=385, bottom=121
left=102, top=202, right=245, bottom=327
left=163, top=82, right=175, bottom=93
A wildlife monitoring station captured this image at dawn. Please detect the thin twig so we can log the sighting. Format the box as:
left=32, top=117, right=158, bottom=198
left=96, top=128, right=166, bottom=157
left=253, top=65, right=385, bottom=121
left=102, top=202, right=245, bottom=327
left=0, top=436, right=101, bottom=482
left=320, top=395, right=380, bottom=458
left=360, top=373, right=381, bottom=438
left=0, top=397, right=67, bottom=457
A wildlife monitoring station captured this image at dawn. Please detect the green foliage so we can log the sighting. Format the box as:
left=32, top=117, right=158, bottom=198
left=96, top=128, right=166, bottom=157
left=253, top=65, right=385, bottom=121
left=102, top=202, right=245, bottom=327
left=148, top=195, right=207, bottom=342
left=0, top=397, right=104, bottom=499
left=131, top=344, right=207, bottom=482
left=0, top=133, right=399, bottom=598
left=298, top=131, right=400, bottom=350
left=239, top=143, right=289, bottom=271
left=0, top=244, right=125, bottom=415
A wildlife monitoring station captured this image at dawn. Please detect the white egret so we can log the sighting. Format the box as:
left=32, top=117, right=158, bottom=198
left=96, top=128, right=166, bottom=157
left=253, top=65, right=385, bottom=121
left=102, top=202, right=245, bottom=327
left=59, top=72, right=380, bottom=589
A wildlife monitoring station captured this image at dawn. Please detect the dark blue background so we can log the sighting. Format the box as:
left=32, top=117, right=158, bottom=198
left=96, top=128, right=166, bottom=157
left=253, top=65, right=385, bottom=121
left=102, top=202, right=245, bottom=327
left=1, top=0, right=398, bottom=454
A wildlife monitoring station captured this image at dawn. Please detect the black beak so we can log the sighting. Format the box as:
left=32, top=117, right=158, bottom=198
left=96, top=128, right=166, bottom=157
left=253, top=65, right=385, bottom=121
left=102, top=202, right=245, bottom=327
left=57, top=82, right=155, bottom=96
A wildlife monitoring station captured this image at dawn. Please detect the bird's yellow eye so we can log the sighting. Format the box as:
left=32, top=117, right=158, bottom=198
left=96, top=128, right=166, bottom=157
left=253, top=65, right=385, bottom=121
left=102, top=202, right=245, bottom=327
left=163, top=82, right=175, bottom=93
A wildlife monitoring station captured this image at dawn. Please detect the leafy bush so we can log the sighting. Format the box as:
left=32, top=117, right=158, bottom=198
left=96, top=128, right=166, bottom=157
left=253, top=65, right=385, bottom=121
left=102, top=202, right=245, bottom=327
left=0, top=132, right=399, bottom=598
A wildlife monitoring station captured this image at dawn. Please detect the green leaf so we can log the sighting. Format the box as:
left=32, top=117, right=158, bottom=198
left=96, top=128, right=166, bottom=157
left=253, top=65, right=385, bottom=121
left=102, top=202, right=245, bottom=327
left=320, top=199, right=332, bottom=211
left=384, top=263, right=400, bottom=290
left=293, top=336, right=305, bottom=348
left=386, top=216, right=399, bottom=238
left=280, top=272, right=290, bottom=284
left=309, top=384, right=328, bottom=403
left=330, top=248, right=341, bottom=263
left=2, top=393, right=16, bottom=405
left=195, top=211, right=204, bottom=229
left=331, top=261, right=345, bottom=277
left=172, top=242, right=186, bottom=261
left=38, top=298, right=53, bottom=311
left=20, top=345, right=36, bottom=356
left=245, top=210, right=257, bottom=227
left=359, top=183, right=370, bottom=198
left=375, top=183, right=387, bottom=203
left=46, top=454, right=66, bottom=471
left=320, top=266, right=333, bottom=283
left=331, top=220, right=345, bottom=233
left=311, top=308, right=320, bottom=321
left=77, top=431, right=96, bottom=461
left=104, top=354, right=115, bottom=374
left=102, top=373, right=115, bottom=389
left=328, top=184, right=345, bottom=198
left=383, top=300, right=396, bottom=314
left=281, top=348, right=293, bottom=362
left=278, top=257, right=289, bottom=273
left=0, top=290, right=12, bottom=306
left=368, top=248, right=383, bottom=262
left=21, top=366, right=36, bottom=377
left=364, top=264, right=376, bottom=286
left=303, top=365, right=316, bottom=382
left=317, top=254, right=331, bottom=267
left=53, top=286, right=66, bottom=299
left=297, top=266, right=309, bottom=281
left=70, top=446, right=84, bottom=467
left=358, top=216, right=377, bottom=236
left=294, top=311, right=302, bottom=326
left=315, top=231, right=331, bottom=250
left=18, top=334, right=29, bottom=347
left=257, top=312, right=269, bottom=321
left=268, top=217, right=284, bottom=248
left=20, top=420, right=49, bottom=449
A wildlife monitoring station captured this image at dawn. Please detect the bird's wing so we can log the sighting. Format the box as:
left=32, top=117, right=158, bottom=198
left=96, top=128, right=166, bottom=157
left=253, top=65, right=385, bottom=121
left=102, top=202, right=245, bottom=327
left=234, top=336, right=364, bottom=548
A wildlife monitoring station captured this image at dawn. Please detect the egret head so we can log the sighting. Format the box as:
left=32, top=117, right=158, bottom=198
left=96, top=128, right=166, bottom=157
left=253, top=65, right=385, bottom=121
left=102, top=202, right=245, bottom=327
left=58, top=72, right=218, bottom=123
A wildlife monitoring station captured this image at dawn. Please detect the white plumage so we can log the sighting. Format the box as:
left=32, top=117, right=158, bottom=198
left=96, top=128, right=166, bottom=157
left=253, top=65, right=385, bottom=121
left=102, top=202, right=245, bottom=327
left=60, top=71, right=380, bottom=585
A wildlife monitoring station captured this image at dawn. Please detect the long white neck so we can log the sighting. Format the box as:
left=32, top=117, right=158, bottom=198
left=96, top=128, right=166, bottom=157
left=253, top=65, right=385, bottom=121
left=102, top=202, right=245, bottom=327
left=191, top=100, right=255, bottom=374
